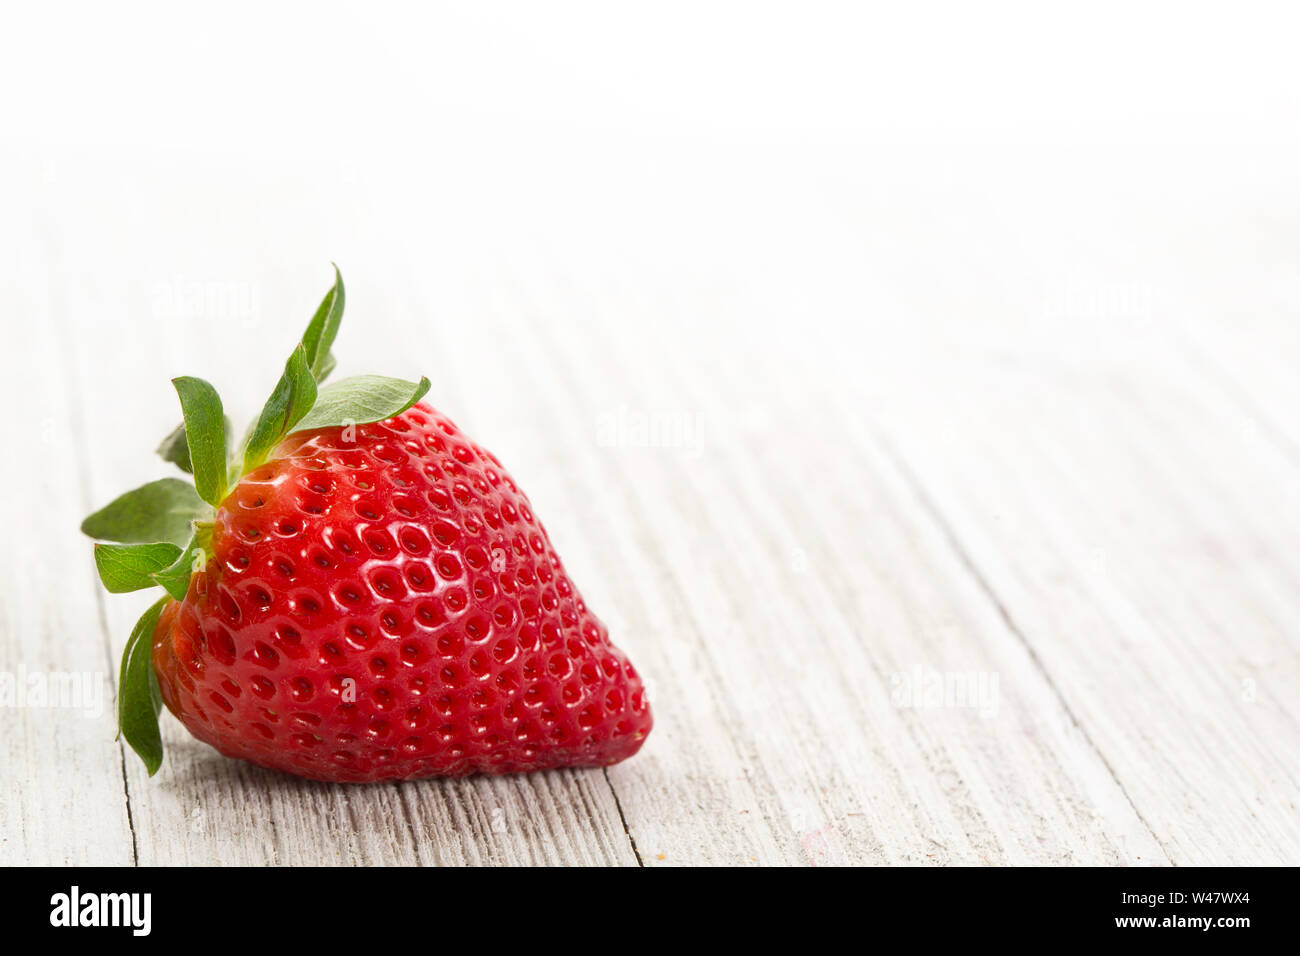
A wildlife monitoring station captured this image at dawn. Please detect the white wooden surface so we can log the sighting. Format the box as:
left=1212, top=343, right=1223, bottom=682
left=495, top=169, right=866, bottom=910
left=2, top=5, right=1299, bottom=866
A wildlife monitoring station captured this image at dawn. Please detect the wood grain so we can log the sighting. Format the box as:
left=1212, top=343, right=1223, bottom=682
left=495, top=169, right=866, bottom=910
left=2, top=144, right=1298, bottom=866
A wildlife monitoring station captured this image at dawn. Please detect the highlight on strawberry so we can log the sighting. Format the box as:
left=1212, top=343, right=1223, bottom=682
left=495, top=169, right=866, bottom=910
left=82, top=267, right=653, bottom=782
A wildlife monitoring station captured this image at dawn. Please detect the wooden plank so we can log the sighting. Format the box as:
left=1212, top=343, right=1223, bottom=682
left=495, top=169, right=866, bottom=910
left=0, top=196, right=136, bottom=865
left=864, top=366, right=1300, bottom=864
left=461, top=254, right=1168, bottom=864
left=820, top=184, right=1300, bottom=864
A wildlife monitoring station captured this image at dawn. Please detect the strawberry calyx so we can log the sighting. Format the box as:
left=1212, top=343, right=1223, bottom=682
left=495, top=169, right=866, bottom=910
left=81, top=266, right=431, bottom=775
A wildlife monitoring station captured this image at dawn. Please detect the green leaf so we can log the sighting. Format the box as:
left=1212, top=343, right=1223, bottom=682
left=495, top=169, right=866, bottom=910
left=289, top=374, right=430, bottom=435
left=151, top=529, right=209, bottom=601
left=172, top=376, right=228, bottom=506
left=93, top=542, right=182, bottom=593
left=155, top=423, right=193, bottom=473
left=241, top=344, right=319, bottom=472
left=158, top=416, right=234, bottom=474
left=81, top=478, right=207, bottom=547
left=118, top=596, right=170, bottom=776
left=316, top=351, right=337, bottom=382
left=301, top=264, right=345, bottom=382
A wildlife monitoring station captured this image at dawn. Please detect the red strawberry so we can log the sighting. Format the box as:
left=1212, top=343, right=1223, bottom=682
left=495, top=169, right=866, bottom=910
left=82, top=267, right=652, bottom=781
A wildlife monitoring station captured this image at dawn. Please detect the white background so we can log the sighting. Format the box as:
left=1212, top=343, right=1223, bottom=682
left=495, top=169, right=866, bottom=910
left=1, top=2, right=1298, bottom=864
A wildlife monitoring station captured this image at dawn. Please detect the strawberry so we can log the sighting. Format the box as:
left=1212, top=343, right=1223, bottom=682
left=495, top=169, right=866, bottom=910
left=82, top=267, right=652, bottom=781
